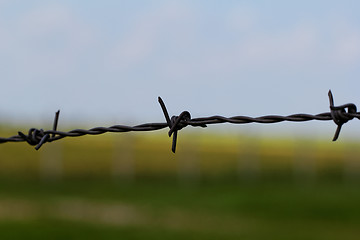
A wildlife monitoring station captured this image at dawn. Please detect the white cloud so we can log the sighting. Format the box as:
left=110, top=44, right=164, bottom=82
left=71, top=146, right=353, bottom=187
left=235, top=24, right=319, bottom=68
left=225, top=5, right=258, bottom=32
left=335, top=34, right=360, bottom=64
left=159, top=14, right=360, bottom=78
left=329, top=21, right=360, bottom=65
left=105, top=1, right=195, bottom=72
left=3, top=3, right=98, bottom=80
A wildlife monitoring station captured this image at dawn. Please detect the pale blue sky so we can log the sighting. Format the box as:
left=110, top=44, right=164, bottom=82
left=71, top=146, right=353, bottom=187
left=1, top=1, right=360, bottom=137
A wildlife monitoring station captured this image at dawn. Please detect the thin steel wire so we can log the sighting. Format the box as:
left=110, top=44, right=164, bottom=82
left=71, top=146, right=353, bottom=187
left=0, top=90, right=359, bottom=153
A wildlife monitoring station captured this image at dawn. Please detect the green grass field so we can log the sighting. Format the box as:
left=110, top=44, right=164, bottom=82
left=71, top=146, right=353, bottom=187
left=0, top=179, right=359, bottom=239
left=0, top=129, right=359, bottom=239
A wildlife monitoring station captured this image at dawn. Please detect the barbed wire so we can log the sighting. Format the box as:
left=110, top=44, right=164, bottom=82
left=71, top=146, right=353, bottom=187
left=0, top=90, right=359, bottom=153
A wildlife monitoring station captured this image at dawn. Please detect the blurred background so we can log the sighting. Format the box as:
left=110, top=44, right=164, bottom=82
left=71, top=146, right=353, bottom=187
left=1, top=1, right=360, bottom=239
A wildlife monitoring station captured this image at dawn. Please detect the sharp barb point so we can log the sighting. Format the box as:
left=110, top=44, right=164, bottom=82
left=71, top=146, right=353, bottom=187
left=52, top=110, right=60, bottom=138
left=332, top=125, right=342, bottom=141
left=158, top=96, right=171, bottom=127
left=171, top=131, right=177, bottom=153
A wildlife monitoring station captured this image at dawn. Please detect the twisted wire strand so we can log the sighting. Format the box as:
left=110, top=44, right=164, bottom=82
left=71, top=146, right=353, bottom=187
left=0, top=90, right=359, bottom=153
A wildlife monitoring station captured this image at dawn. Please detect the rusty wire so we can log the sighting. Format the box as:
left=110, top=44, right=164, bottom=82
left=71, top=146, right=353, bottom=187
left=0, top=90, right=359, bottom=153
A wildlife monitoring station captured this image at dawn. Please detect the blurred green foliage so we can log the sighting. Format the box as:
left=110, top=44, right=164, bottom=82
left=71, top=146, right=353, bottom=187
left=0, top=129, right=359, bottom=239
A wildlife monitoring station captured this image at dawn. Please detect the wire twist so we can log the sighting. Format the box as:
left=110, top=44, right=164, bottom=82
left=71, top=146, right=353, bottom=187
left=158, top=97, right=206, bottom=152
left=0, top=90, right=359, bottom=153
left=328, top=91, right=357, bottom=141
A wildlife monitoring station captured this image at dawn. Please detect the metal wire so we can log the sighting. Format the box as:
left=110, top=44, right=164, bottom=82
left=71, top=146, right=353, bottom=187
left=0, top=90, right=359, bottom=153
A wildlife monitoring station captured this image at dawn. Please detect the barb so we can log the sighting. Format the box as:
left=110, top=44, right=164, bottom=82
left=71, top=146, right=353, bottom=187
left=158, top=97, right=206, bottom=152
left=16, top=110, right=60, bottom=150
left=328, top=90, right=357, bottom=141
left=0, top=90, right=359, bottom=153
